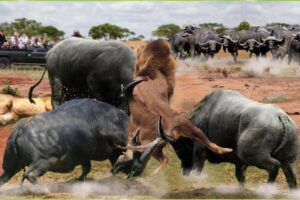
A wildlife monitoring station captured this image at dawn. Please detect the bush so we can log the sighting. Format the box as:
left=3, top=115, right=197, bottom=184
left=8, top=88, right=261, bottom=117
left=1, top=80, right=20, bottom=96
left=261, top=96, right=290, bottom=103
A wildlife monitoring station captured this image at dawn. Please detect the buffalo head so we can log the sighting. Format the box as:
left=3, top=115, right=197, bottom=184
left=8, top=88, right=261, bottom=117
left=262, top=36, right=283, bottom=49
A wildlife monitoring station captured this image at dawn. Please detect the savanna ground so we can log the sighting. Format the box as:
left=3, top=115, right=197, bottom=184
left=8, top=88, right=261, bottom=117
left=0, top=41, right=300, bottom=199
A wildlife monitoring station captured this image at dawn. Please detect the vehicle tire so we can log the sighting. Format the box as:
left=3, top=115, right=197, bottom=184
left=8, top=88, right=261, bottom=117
left=0, top=57, right=11, bottom=69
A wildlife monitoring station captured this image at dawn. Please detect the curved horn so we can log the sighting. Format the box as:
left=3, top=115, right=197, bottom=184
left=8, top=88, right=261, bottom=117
left=239, top=39, right=249, bottom=46
left=198, top=41, right=209, bottom=46
left=156, top=116, right=176, bottom=143
left=262, top=36, right=283, bottom=42
left=254, top=39, right=265, bottom=46
left=292, top=32, right=300, bottom=37
left=127, top=116, right=173, bottom=178
left=121, top=77, right=147, bottom=99
left=223, top=35, right=238, bottom=43
left=275, top=38, right=283, bottom=42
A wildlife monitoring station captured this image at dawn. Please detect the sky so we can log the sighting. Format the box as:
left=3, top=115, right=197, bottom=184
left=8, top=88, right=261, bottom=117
left=1, top=1, right=300, bottom=39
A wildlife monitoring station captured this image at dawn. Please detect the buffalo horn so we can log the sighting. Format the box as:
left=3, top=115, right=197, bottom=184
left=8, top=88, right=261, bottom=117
left=121, top=77, right=147, bottom=99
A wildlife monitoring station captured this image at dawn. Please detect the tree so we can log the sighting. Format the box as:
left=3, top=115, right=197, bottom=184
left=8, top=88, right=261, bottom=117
left=88, top=23, right=135, bottom=40
left=265, top=22, right=290, bottom=28
left=0, top=18, right=64, bottom=40
left=236, top=21, right=251, bottom=31
left=11, top=18, right=42, bottom=36
left=39, top=26, right=65, bottom=41
left=199, top=22, right=227, bottom=34
left=152, top=24, right=181, bottom=40
left=129, top=35, right=145, bottom=41
left=0, top=22, right=12, bottom=35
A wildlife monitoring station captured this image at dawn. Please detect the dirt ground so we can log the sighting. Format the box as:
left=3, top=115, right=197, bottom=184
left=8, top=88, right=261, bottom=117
left=0, top=49, right=299, bottom=198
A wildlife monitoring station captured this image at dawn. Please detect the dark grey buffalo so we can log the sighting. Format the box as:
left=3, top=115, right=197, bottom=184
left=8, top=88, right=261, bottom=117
left=263, top=28, right=293, bottom=59
left=252, top=27, right=271, bottom=57
left=29, top=37, right=135, bottom=112
left=238, top=30, right=264, bottom=57
left=0, top=99, right=128, bottom=185
left=195, top=29, right=222, bottom=59
left=220, top=29, right=239, bottom=62
left=171, top=31, right=196, bottom=58
left=288, top=27, right=300, bottom=65
left=170, top=90, right=298, bottom=189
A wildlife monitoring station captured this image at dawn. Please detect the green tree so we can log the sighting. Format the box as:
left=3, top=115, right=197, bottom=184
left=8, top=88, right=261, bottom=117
left=0, top=22, right=12, bottom=35
left=199, top=22, right=227, bottom=34
left=0, top=18, right=65, bottom=40
left=152, top=24, right=181, bottom=40
left=88, top=23, right=135, bottom=40
left=236, top=21, right=251, bottom=31
left=39, top=26, right=65, bottom=41
left=129, top=35, right=145, bottom=41
left=265, top=22, right=290, bottom=28
left=11, top=18, right=42, bottom=36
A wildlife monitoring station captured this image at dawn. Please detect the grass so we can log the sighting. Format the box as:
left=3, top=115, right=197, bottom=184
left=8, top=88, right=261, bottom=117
left=0, top=65, right=47, bottom=79
left=1, top=80, right=20, bottom=96
left=261, top=95, right=290, bottom=103
left=4, top=144, right=293, bottom=192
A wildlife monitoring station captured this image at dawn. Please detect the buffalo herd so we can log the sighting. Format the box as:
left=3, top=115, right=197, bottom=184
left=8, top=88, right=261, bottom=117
left=171, top=25, right=300, bottom=65
left=0, top=38, right=298, bottom=192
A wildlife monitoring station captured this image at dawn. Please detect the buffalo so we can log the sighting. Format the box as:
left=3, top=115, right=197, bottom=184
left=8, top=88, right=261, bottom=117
left=263, top=28, right=293, bottom=59
left=195, top=29, right=222, bottom=59
left=288, top=27, right=300, bottom=65
left=238, top=29, right=264, bottom=57
left=0, top=99, right=128, bottom=185
left=170, top=89, right=298, bottom=189
left=29, top=37, right=135, bottom=113
left=220, top=29, right=239, bottom=62
left=171, top=31, right=196, bottom=59
left=252, top=27, right=271, bottom=58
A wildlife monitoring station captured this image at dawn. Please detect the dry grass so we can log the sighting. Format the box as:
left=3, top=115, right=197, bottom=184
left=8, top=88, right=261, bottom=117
left=261, top=95, right=290, bottom=103
left=0, top=66, right=47, bottom=79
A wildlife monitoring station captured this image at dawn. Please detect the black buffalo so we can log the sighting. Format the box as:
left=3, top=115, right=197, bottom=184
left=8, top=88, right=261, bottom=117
left=288, top=28, right=300, bottom=65
left=171, top=31, right=196, bottom=59
left=29, top=37, right=135, bottom=112
left=170, top=90, right=298, bottom=189
left=238, top=29, right=264, bottom=57
left=220, top=29, right=239, bottom=62
left=252, top=27, right=271, bottom=58
left=0, top=99, right=128, bottom=185
left=263, top=28, right=293, bottom=59
left=195, top=29, right=222, bottom=59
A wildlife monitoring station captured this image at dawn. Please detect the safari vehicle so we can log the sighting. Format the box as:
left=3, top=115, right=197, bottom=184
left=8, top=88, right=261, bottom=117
left=0, top=45, right=48, bottom=68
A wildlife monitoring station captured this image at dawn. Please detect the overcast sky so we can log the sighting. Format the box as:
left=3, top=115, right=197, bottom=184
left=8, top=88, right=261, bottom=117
left=1, top=1, right=300, bottom=39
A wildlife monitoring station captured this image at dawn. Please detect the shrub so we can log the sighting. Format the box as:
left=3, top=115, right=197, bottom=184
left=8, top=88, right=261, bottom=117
left=1, top=80, right=20, bottom=96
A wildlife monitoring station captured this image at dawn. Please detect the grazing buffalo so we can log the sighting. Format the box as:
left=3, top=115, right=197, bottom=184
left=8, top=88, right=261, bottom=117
left=29, top=37, right=135, bottom=113
left=171, top=90, right=298, bottom=189
left=112, top=40, right=232, bottom=177
left=220, top=29, right=239, bottom=62
left=0, top=99, right=128, bottom=186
